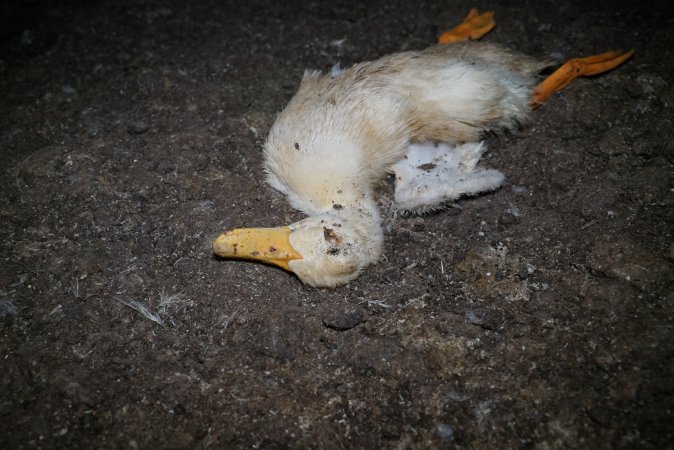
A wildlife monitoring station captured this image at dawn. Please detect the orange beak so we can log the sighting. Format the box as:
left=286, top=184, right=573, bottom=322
left=213, top=226, right=303, bottom=270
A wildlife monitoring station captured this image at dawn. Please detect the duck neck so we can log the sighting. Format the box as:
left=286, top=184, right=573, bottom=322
left=282, top=168, right=375, bottom=218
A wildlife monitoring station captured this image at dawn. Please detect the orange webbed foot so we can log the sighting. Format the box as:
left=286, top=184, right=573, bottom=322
left=438, top=8, right=496, bottom=44
left=530, top=49, right=635, bottom=108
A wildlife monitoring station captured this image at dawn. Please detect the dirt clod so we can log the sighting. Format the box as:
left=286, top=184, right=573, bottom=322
left=322, top=308, right=364, bottom=331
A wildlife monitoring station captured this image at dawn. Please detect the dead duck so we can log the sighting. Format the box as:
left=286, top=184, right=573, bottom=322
left=213, top=9, right=633, bottom=287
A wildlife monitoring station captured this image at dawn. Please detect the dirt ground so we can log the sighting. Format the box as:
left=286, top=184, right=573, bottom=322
left=1, top=0, right=672, bottom=448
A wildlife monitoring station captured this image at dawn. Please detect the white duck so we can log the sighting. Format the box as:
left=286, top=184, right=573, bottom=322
left=213, top=9, right=633, bottom=287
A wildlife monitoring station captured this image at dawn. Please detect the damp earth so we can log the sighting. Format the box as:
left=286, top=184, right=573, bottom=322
left=1, top=0, right=672, bottom=448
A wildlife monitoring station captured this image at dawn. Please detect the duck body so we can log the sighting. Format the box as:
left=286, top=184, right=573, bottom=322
left=257, top=42, right=547, bottom=286
left=213, top=17, right=633, bottom=287
left=264, top=42, right=547, bottom=215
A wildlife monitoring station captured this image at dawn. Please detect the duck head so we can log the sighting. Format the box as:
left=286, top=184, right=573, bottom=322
left=213, top=207, right=383, bottom=288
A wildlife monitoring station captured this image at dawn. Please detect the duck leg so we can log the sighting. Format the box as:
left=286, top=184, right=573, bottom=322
left=392, top=142, right=505, bottom=213
left=530, top=49, right=635, bottom=108
left=438, top=8, right=496, bottom=44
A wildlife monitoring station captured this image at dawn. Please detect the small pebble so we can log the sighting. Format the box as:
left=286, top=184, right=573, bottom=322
left=127, top=121, right=149, bottom=135
left=322, top=308, right=363, bottom=331
left=436, top=422, right=454, bottom=440
left=61, top=84, right=76, bottom=95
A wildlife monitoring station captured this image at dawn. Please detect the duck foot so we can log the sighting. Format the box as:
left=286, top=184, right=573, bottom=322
left=530, top=49, right=635, bottom=108
left=438, top=8, right=496, bottom=44
left=392, top=142, right=504, bottom=213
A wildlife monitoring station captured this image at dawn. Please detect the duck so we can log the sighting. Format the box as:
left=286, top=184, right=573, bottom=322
left=213, top=9, right=633, bottom=288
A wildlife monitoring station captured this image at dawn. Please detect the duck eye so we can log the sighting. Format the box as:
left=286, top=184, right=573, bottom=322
left=323, top=227, right=343, bottom=244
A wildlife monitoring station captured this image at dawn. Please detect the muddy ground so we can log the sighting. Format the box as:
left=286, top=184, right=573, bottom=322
left=1, top=0, right=672, bottom=448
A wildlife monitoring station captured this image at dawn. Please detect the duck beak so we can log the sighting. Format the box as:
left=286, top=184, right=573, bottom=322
left=213, top=226, right=303, bottom=270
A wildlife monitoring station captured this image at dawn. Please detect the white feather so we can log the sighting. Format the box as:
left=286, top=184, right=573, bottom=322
left=392, top=142, right=505, bottom=212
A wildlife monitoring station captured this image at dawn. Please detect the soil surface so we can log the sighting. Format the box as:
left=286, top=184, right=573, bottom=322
left=1, top=0, right=672, bottom=448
